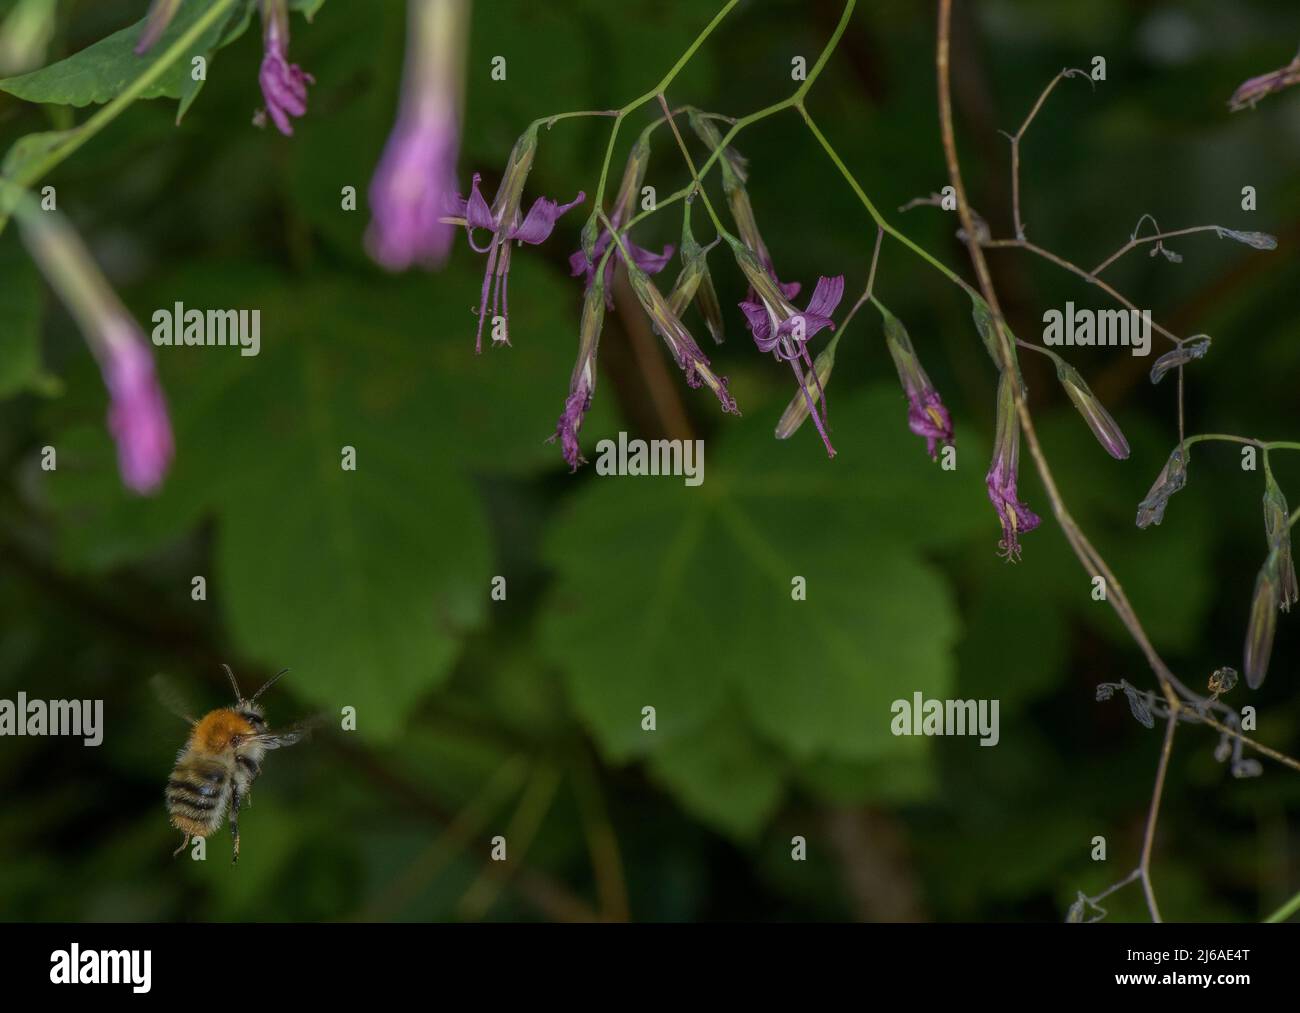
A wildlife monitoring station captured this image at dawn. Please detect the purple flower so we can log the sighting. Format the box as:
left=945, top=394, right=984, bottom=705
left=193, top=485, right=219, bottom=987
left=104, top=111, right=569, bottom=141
left=1229, top=52, right=1300, bottom=112
left=257, top=3, right=314, bottom=137
left=453, top=166, right=584, bottom=352
left=731, top=237, right=841, bottom=456
left=102, top=324, right=175, bottom=494
left=365, top=0, right=467, bottom=271
left=879, top=302, right=954, bottom=460
left=569, top=231, right=674, bottom=306
left=550, top=274, right=608, bottom=471
left=986, top=370, right=1040, bottom=560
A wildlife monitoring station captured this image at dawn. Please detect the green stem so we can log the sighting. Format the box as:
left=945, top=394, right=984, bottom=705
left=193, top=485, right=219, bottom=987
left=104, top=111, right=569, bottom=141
left=796, top=104, right=975, bottom=296
left=1265, top=887, right=1300, bottom=923
left=10, top=0, right=239, bottom=190
left=1182, top=434, right=1300, bottom=452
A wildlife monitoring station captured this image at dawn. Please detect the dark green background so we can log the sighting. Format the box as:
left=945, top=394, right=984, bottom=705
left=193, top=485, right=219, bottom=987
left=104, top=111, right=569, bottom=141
left=0, top=0, right=1297, bottom=922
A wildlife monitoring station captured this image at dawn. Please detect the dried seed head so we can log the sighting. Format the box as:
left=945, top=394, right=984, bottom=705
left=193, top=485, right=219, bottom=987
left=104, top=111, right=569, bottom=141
left=1136, top=446, right=1189, bottom=528
left=1149, top=335, right=1211, bottom=385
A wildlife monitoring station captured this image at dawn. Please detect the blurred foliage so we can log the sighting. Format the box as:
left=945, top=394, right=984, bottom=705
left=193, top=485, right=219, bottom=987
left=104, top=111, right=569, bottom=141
left=0, top=0, right=1298, bottom=922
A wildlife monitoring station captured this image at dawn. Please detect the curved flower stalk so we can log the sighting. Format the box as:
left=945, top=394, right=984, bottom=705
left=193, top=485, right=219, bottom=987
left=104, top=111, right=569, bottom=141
left=13, top=196, right=173, bottom=494
left=550, top=271, right=608, bottom=470
left=986, top=369, right=1040, bottom=560
left=875, top=299, right=953, bottom=460
left=571, top=123, right=674, bottom=305
left=366, top=0, right=469, bottom=271
left=452, top=124, right=585, bottom=352
left=256, top=0, right=314, bottom=136
left=729, top=236, right=841, bottom=456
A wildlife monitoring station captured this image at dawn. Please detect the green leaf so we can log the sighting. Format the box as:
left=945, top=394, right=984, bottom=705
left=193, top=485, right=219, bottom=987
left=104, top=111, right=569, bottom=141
left=290, top=0, right=327, bottom=20
left=542, top=387, right=981, bottom=774
left=0, top=226, right=42, bottom=397
left=0, top=0, right=240, bottom=120
left=647, top=714, right=786, bottom=840
left=1, top=128, right=75, bottom=181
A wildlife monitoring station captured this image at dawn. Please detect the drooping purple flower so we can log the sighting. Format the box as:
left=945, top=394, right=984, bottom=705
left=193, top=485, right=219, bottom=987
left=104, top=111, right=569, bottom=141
left=365, top=0, right=467, bottom=271
left=986, top=370, right=1040, bottom=560
left=15, top=201, right=173, bottom=495
left=550, top=273, right=608, bottom=470
left=730, top=237, right=841, bottom=456
left=452, top=165, right=584, bottom=352
left=102, top=323, right=175, bottom=494
left=878, top=301, right=954, bottom=460
left=569, top=230, right=674, bottom=306
left=257, top=1, right=314, bottom=137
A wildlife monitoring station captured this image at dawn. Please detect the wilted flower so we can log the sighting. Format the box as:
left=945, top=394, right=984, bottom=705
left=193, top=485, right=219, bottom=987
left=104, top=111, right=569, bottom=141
left=133, top=0, right=180, bottom=55
left=986, top=369, right=1040, bottom=560
left=1136, top=446, right=1189, bottom=528
left=1228, top=52, right=1300, bottom=112
left=1149, top=335, right=1210, bottom=384
left=616, top=232, right=738, bottom=416
left=15, top=199, right=173, bottom=494
left=570, top=124, right=673, bottom=305
left=452, top=125, right=585, bottom=352
left=1263, top=471, right=1298, bottom=612
left=878, top=301, right=954, bottom=460
left=1244, top=552, right=1281, bottom=689
left=1215, top=227, right=1279, bottom=251
left=366, top=0, right=468, bottom=271
left=257, top=0, right=314, bottom=137
left=1054, top=359, right=1129, bottom=459
left=1208, top=666, right=1239, bottom=695
left=549, top=273, right=607, bottom=471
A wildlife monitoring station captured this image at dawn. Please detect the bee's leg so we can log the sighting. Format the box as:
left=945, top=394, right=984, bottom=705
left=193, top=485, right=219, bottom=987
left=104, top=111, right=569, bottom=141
left=172, top=833, right=190, bottom=859
left=230, top=786, right=242, bottom=865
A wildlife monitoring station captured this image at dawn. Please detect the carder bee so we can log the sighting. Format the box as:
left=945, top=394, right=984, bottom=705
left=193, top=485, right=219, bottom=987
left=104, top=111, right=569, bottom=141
left=158, top=665, right=313, bottom=864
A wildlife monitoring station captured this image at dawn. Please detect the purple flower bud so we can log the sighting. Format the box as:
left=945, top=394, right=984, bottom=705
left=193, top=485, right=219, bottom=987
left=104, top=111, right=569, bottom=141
left=986, top=370, right=1041, bottom=560
left=878, top=301, right=954, bottom=460
left=257, top=0, right=314, bottom=137
left=1244, top=553, right=1281, bottom=689
left=366, top=0, right=468, bottom=271
left=1054, top=360, right=1129, bottom=460
left=134, top=0, right=181, bottom=56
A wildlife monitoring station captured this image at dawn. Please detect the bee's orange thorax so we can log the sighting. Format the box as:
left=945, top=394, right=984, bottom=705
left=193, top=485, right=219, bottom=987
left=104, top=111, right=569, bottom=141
left=191, top=709, right=255, bottom=752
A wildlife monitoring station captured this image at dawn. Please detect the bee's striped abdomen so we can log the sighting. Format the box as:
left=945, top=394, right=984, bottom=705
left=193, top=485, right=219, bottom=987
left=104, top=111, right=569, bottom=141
left=166, top=755, right=231, bottom=837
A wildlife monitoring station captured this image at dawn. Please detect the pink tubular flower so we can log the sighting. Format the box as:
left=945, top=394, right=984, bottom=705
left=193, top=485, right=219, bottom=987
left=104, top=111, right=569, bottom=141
left=366, top=0, right=468, bottom=270
left=102, top=323, right=175, bottom=494
left=877, top=301, right=953, bottom=460
left=257, top=0, right=314, bottom=136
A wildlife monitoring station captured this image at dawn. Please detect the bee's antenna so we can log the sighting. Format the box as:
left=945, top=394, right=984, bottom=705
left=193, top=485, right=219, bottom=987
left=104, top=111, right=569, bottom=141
left=222, top=663, right=244, bottom=702
left=250, top=667, right=291, bottom=702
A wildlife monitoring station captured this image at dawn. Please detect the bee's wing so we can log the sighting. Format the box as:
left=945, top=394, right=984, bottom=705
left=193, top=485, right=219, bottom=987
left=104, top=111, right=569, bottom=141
left=256, top=712, right=326, bottom=749
left=150, top=673, right=197, bottom=725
